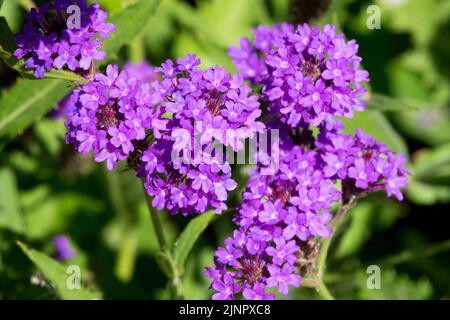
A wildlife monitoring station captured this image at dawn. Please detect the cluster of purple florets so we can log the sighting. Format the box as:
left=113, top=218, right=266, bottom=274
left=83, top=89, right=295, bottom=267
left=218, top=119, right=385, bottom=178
left=205, top=23, right=409, bottom=300
left=206, top=138, right=340, bottom=299
left=65, top=62, right=164, bottom=170
left=137, top=55, right=263, bottom=215
left=317, top=121, right=409, bottom=201
left=14, top=0, right=115, bottom=78
left=13, top=2, right=410, bottom=300
left=229, top=23, right=369, bottom=127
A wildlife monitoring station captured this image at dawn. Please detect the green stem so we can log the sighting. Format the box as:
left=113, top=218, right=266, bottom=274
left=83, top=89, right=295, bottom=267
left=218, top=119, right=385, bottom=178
left=314, top=194, right=358, bottom=300
left=316, top=280, right=334, bottom=300
left=142, top=184, right=184, bottom=299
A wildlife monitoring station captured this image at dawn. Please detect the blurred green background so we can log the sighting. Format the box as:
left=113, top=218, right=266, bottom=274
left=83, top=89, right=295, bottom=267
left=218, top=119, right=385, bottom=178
left=0, top=0, right=449, bottom=299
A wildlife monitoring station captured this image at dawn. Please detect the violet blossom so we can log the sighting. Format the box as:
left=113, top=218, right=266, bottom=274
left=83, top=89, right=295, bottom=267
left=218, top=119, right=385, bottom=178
left=14, top=0, right=115, bottom=78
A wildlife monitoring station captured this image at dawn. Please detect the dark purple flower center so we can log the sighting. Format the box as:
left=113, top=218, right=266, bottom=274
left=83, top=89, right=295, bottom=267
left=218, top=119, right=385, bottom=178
left=206, top=97, right=224, bottom=116
left=272, top=182, right=292, bottom=205
left=240, top=256, right=264, bottom=285
left=300, top=60, right=321, bottom=81
left=96, top=102, right=122, bottom=129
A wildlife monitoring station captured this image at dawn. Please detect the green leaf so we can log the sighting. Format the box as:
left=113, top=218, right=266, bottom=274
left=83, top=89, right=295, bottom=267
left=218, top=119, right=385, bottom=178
left=17, top=242, right=99, bottom=300
left=172, top=210, right=216, bottom=274
left=413, top=143, right=450, bottom=180
left=407, top=143, right=450, bottom=204
left=358, top=268, right=433, bottom=300
left=0, top=78, right=72, bottom=138
left=0, top=0, right=3, bottom=11
left=114, top=226, right=138, bottom=283
left=0, top=167, right=25, bottom=233
left=101, top=0, right=160, bottom=61
left=366, top=93, right=420, bottom=112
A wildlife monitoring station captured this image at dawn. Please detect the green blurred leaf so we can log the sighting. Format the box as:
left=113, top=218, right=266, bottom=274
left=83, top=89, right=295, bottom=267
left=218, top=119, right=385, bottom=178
left=0, top=167, right=25, bottom=233
left=407, top=143, right=450, bottom=204
left=101, top=0, right=160, bottom=61
left=196, top=0, right=269, bottom=48
left=17, top=242, right=99, bottom=300
left=0, top=78, right=71, bottom=138
left=336, top=198, right=403, bottom=259
left=336, top=202, right=373, bottom=259
left=173, top=210, right=216, bottom=274
left=115, top=226, right=138, bottom=283
left=358, top=268, right=433, bottom=300
left=413, top=143, right=450, bottom=180
left=366, top=93, right=420, bottom=112
left=94, top=0, right=126, bottom=15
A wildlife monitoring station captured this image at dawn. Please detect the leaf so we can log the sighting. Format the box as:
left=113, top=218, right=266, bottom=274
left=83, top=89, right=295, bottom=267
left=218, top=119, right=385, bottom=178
left=172, top=210, right=216, bottom=274
left=358, top=268, right=433, bottom=300
left=366, top=93, right=420, bottom=112
left=0, top=78, right=72, bottom=138
left=17, top=242, right=99, bottom=300
left=0, top=167, right=25, bottom=233
left=412, top=143, right=450, bottom=180
left=335, top=202, right=373, bottom=258
left=101, top=0, right=160, bottom=61
left=114, top=226, right=138, bottom=283
left=407, top=143, right=450, bottom=204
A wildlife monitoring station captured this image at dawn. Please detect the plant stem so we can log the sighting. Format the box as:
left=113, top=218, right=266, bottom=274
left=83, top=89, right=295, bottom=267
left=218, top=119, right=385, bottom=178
left=314, top=193, right=358, bottom=300
left=316, top=279, right=334, bottom=300
left=142, top=183, right=184, bottom=299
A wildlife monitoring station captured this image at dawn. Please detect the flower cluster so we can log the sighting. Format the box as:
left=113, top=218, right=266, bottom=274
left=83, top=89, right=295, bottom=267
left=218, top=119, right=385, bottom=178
left=137, top=55, right=264, bottom=215
left=317, top=121, right=410, bottom=201
left=14, top=0, right=115, bottom=78
left=65, top=62, right=164, bottom=170
left=12, top=3, right=409, bottom=299
left=229, top=23, right=369, bottom=127
left=206, top=139, right=342, bottom=299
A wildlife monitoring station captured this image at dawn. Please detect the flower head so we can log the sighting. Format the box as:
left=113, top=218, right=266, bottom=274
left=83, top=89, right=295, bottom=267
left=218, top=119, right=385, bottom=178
left=14, top=0, right=115, bottom=78
left=229, top=23, right=369, bottom=127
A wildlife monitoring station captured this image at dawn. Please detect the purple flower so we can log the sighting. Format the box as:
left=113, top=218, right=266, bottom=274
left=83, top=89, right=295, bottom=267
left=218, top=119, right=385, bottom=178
left=266, top=237, right=299, bottom=265
left=211, top=273, right=241, bottom=300
left=243, top=283, right=276, bottom=300
left=14, top=0, right=115, bottom=78
left=53, top=235, right=76, bottom=262
left=266, top=264, right=301, bottom=295
left=229, top=23, right=369, bottom=128
left=138, top=55, right=264, bottom=216
left=65, top=62, right=165, bottom=170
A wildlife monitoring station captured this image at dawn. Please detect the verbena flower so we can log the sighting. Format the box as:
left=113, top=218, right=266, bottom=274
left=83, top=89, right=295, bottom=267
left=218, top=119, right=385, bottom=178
left=317, top=120, right=410, bottom=201
left=229, top=23, right=369, bottom=127
left=207, top=121, right=409, bottom=299
left=53, top=235, right=76, bottom=261
left=14, top=0, right=115, bottom=78
left=206, top=142, right=341, bottom=299
left=65, top=62, right=164, bottom=170
left=137, top=55, right=264, bottom=215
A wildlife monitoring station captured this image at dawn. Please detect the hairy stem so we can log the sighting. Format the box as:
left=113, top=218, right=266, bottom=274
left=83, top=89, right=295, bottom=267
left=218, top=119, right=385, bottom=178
left=316, top=279, right=334, bottom=300
left=142, top=183, right=184, bottom=299
left=314, top=191, right=358, bottom=300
